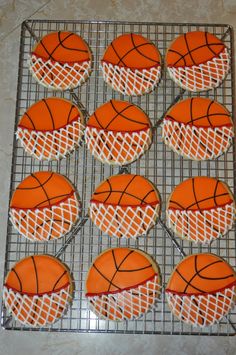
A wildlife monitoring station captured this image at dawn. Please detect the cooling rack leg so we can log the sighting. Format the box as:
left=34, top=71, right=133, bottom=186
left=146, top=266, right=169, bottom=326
left=55, top=215, right=89, bottom=258
left=158, top=218, right=186, bottom=257
left=23, top=20, right=39, bottom=42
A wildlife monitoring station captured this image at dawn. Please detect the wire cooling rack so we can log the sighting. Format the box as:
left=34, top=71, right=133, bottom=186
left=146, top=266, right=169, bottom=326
left=1, top=20, right=236, bottom=335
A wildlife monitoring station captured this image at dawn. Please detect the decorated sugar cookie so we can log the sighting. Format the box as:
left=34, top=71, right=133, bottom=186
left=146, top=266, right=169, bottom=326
left=29, top=31, right=92, bottom=90
left=86, top=248, right=161, bottom=321
left=10, top=171, right=81, bottom=242
left=89, top=174, right=160, bottom=239
left=167, top=176, right=235, bottom=244
left=16, top=97, right=84, bottom=160
left=3, top=255, right=73, bottom=327
left=166, top=31, right=230, bottom=92
left=162, top=97, right=234, bottom=160
left=166, top=253, right=236, bottom=327
left=101, top=33, right=161, bottom=95
left=85, top=100, right=152, bottom=165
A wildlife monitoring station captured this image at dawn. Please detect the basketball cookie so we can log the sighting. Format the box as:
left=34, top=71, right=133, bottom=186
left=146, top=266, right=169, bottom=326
left=3, top=255, right=73, bottom=327
left=101, top=33, right=161, bottom=95
left=29, top=31, right=92, bottom=90
left=166, top=31, right=230, bottom=91
left=167, top=177, right=235, bottom=244
left=89, top=174, right=160, bottom=239
left=166, top=253, right=236, bottom=327
left=86, top=248, right=161, bottom=321
left=162, top=97, right=234, bottom=160
left=85, top=100, right=152, bottom=165
left=9, top=171, right=81, bottom=242
left=16, top=97, right=84, bottom=161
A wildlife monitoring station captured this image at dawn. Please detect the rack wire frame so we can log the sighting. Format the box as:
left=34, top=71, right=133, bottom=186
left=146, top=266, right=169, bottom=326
left=1, top=19, right=236, bottom=336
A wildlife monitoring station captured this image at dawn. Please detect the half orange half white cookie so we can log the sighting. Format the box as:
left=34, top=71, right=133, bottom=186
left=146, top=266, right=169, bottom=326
left=29, top=31, right=92, bottom=90
left=85, top=248, right=161, bottom=321
left=101, top=33, right=161, bottom=95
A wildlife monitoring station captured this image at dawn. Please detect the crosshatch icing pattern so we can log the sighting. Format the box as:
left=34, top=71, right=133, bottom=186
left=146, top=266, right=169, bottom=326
left=1, top=20, right=236, bottom=335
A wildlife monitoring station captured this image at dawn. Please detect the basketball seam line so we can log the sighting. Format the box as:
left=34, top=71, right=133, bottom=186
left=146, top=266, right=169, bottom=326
left=16, top=172, right=54, bottom=191
left=12, top=268, right=22, bottom=292
left=34, top=191, right=74, bottom=208
left=103, top=178, right=112, bottom=204
left=4, top=281, right=71, bottom=296
left=18, top=113, right=81, bottom=132
left=206, top=100, right=215, bottom=127
left=53, top=270, right=68, bottom=291
left=31, top=256, right=39, bottom=294
left=86, top=273, right=158, bottom=297
left=107, top=250, right=134, bottom=292
left=117, top=175, right=137, bottom=205
left=24, top=112, right=36, bottom=130
left=93, top=189, right=157, bottom=205
left=165, top=112, right=231, bottom=127
left=184, top=33, right=196, bottom=66
left=168, top=42, right=225, bottom=67
left=42, top=99, right=55, bottom=130
left=92, top=263, right=121, bottom=291
left=31, top=173, right=53, bottom=208
left=183, top=257, right=223, bottom=293
left=108, top=100, right=149, bottom=129
left=57, top=31, right=88, bottom=54
left=41, top=32, right=73, bottom=62
left=105, top=101, right=134, bottom=129
left=169, top=191, right=230, bottom=210
left=108, top=35, right=159, bottom=67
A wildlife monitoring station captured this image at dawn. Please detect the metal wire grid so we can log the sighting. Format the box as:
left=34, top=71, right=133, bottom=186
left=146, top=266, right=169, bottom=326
left=1, top=20, right=236, bottom=335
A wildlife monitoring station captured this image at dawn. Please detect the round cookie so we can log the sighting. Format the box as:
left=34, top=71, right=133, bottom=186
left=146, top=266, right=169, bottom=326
left=3, top=255, right=73, bottom=327
left=101, top=33, right=161, bottom=95
left=166, top=31, right=230, bottom=92
left=85, top=247, right=161, bottom=321
left=162, top=97, right=234, bottom=160
left=165, top=253, right=236, bottom=327
left=167, top=176, right=235, bottom=244
left=85, top=100, right=152, bottom=165
left=89, top=174, right=160, bottom=239
left=16, top=97, right=84, bottom=161
left=10, top=171, right=81, bottom=242
left=29, top=31, right=92, bottom=90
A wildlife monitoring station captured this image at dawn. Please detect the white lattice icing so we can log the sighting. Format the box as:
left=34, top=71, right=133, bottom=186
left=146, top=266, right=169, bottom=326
left=90, top=202, right=159, bottom=239
left=166, top=284, right=236, bottom=327
left=16, top=120, right=84, bottom=161
left=101, top=62, right=161, bottom=95
left=10, top=192, right=80, bottom=241
left=85, top=126, right=152, bottom=165
left=3, top=284, right=72, bottom=327
left=162, top=119, right=234, bottom=160
left=167, top=202, right=235, bottom=244
left=167, top=47, right=230, bottom=92
left=87, top=274, right=161, bottom=321
left=28, top=54, right=91, bottom=90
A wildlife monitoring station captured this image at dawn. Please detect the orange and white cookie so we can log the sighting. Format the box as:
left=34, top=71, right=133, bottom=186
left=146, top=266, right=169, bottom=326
left=166, top=253, right=236, bottom=327
left=167, top=177, right=235, bottom=244
left=16, top=97, right=84, bottom=160
left=10, top=171, right=81, bottom=242
left=162, top=97, right=234, bottom=160
left=101, top=33, right=161, bottom=95
left=166, top=31, right=230, bottom=92
left=85, top=100, right=152, bottom=165
left=3, top=255, right=73, bottom=327
left=89, top=174, right=160, bottom=239
left=29, top=31, right=92, bottom=90
left=86, top=247, right=161, bottom=321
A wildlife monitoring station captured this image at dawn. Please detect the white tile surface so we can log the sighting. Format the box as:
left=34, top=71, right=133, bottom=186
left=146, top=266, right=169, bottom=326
left=0, top=1, right=236, bottom=354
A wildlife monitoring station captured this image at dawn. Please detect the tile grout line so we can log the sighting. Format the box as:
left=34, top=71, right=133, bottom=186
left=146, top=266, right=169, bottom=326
left=0, top=0, right=52, bottom=43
